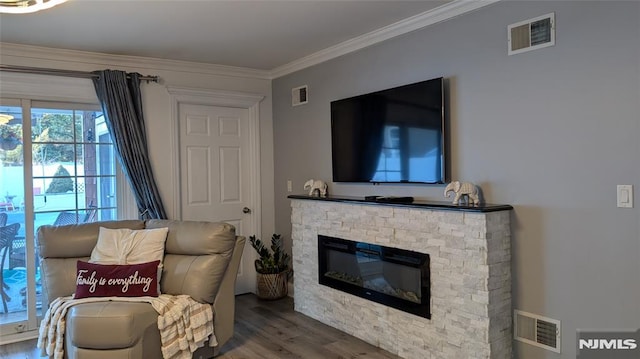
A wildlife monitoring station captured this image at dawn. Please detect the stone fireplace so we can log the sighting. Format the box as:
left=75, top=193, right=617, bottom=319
left=290, top=196, right=513, bottom=358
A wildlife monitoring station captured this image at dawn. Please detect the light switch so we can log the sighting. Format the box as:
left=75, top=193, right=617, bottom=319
left=287, top=180, right=292, bottom=193
left=617, top=185, right=633, bottom=208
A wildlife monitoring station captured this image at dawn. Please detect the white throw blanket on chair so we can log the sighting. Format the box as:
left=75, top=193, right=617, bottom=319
left=37, top=294, right=215, bottom=359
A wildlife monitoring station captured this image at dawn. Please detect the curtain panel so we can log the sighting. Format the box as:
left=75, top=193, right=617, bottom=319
left=92, top=70, right=167, bottom=219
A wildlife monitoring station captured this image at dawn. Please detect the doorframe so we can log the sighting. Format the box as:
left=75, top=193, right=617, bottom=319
left=167, top=86, right=264, bottom=237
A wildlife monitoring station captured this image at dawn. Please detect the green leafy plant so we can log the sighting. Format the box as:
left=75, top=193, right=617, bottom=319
left=46, top=165, right=74, bottom=193
left=0, top=124, right=22, bottom=153
left=249, top=234, right=290, bottom=274
left=0, top=124, right=21, bottom=142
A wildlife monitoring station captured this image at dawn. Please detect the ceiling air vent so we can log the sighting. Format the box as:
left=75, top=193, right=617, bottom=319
left=292, top=85, right=308, bottom=106
left=508, top=13, right=555, bottom=55
left=514, top=310, right=561, bottom=353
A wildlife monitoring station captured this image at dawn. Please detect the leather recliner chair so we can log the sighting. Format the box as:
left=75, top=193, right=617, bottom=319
left=37, top=219, right=246, bottom=359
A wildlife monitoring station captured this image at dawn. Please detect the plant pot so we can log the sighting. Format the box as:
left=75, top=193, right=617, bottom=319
left=256, top=271, right=288, bottom=300
left=0, top=138, right=19, bottom=151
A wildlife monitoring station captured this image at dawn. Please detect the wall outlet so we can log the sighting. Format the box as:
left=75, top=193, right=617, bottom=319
left=287, top=180, right=292, bottom=193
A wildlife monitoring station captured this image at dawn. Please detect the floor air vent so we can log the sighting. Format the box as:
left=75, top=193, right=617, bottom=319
left=514, top=310, right=561, bottom=353
left=508, top=13, right=555, bottom=55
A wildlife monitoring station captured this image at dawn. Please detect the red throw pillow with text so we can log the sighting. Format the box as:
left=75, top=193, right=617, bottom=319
left=75, top=260, right=160, bottom=299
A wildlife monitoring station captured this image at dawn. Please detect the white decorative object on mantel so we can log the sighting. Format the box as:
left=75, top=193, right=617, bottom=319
left=303, top=179, right=328, bottom=197
left=444, top=180, right=480, bottom=206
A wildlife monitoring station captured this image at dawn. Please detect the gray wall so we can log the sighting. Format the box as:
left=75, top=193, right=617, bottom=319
left=272, top=1, right=640, bottom=358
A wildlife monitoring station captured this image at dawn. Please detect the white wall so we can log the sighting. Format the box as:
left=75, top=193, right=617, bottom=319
left=272, top=1, right=640, bottom=358
left=0, top=43, right=276, bottom=238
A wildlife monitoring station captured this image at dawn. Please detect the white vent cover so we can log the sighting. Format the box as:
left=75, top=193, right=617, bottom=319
left=508, top=13, right=555, bottom=55
left=514, top=310, right=561, bottom=353
left=292, top=85, right=308, bottom=106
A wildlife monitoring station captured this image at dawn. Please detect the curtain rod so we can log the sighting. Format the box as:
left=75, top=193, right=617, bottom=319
left=0, top=65, right=159, bottom=83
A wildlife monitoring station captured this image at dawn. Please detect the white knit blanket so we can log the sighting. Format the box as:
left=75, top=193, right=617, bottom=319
left=37, top=294, right=215, bottom=359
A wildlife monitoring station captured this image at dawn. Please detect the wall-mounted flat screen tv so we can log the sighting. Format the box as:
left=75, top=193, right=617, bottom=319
left=331, top=77, right=447, bottom=184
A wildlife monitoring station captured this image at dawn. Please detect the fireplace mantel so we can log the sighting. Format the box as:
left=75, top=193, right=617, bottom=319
left=288, top=194, right=513, bottom=212
left=290, top=197, right=512, bottom=358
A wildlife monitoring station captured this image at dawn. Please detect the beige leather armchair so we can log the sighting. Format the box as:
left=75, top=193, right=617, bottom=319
left=37, top=219, right=246, bottom=359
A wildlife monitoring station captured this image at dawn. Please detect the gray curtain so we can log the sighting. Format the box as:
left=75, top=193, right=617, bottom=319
left=92, top=70, right=167, bottom=219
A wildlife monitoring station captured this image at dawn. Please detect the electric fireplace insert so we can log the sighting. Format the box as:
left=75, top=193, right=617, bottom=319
left=318, top=234, right=430, bottom=318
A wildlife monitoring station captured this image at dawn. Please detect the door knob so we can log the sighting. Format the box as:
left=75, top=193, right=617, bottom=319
left=243, top=207, right=251, bottom=214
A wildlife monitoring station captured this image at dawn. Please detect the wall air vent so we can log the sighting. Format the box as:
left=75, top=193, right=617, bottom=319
left=508, top=13, right=555, bottom=55
left=292, top=85, right=308, bottom=106
left=514, top=310, right=561, bottom=353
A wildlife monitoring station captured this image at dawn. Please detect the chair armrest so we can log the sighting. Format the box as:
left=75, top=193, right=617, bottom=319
left=212, top=235, right=246, bottom=350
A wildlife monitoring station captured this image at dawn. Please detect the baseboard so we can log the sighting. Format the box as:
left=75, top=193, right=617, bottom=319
left=0, top=329, right=38, bottom=345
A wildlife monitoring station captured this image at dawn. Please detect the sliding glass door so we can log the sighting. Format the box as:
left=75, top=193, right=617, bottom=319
left=0, top=99, right=117, bottom=337
left=0, top=100, right=32, bottom=335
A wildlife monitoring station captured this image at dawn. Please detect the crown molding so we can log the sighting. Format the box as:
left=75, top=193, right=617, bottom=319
left=0, top=0, right=501, bottom=81
left=269, top=0, right=501, bottom=79
left=0, top=42, right=272, bottom=80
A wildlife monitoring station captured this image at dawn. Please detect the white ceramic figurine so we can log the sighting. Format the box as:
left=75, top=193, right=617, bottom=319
left=444, top=181, right=480, bottom=206
left=304, top=179, right=328, bottom=197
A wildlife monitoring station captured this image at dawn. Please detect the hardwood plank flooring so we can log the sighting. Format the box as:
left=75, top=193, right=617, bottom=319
left=218, top=294, right=400, bottom=358
left=0, top=338, right=39, bottom=359
left=0, top=294, right=401, bottom=359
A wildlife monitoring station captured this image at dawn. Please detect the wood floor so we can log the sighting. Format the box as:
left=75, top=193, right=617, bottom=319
left=0, top=294, right=400, bottom=359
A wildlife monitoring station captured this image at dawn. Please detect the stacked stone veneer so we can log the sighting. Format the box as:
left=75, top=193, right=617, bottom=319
left=290, top=199, right=512, bottom=359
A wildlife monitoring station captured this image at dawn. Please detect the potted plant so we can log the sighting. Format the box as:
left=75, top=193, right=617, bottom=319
left=0, top=124, right=21, bottom=151
left=249, top=233, right=290, bottom=300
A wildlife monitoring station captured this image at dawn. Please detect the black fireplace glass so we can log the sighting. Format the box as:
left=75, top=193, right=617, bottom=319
left=318, top=235, right=430, bottom=319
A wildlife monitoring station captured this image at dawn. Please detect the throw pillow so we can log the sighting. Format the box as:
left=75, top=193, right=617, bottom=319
left=75, top=260, right=160, bottom=299
left=90, top=226, right=169, bottom=293
left=90, top=227, right=169, bottom=265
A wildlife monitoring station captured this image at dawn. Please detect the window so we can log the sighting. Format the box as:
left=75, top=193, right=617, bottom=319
left=30, top=104, right=117, bottom=226
left=0, top=99, right=124, bottom=331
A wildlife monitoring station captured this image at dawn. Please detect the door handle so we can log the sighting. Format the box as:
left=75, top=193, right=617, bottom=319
left=243, top=207, right=251, bottom=214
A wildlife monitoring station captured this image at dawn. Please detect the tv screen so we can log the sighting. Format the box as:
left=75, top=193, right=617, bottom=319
left=331, top=77, right=446, bottom=184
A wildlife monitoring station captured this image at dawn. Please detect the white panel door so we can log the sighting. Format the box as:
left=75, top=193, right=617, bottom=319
left=178, top=103, right=255, bottom=294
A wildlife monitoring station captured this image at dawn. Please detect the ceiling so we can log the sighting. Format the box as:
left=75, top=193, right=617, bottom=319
left=0, top=0, right=453, bottom=72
